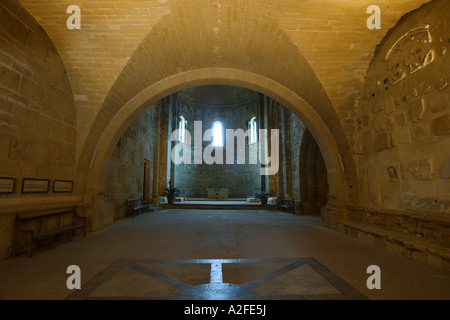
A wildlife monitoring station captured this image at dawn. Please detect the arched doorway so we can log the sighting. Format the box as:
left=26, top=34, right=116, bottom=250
left=77, top=71, right=351, bottom=231
left=299, top=129, right=329, bottom=216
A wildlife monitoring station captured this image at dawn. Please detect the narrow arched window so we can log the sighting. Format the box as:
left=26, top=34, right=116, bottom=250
left=212, top=121, right=224, bottom=147
left=178, top=115, right=187, bottom=143
left=248, top=116, right=257, bottom=144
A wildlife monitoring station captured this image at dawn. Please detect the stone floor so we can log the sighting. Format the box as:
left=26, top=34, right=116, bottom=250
left=1, top=208, right=450, bottom=300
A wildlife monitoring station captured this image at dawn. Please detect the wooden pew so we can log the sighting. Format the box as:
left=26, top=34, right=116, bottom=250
left=14, top=207, right=86, bottom=257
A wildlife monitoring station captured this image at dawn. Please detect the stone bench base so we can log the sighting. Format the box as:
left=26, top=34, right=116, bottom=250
left=341, top=220, right=450, bottom=275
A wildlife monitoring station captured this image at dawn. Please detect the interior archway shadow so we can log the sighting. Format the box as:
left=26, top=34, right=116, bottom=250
left=299, top=129, right=329, bottom=216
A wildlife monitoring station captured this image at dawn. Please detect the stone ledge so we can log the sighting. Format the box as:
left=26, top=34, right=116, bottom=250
left=347, top=205, right=450, bottom=225
left=0, top=195, right=91, bottom=216
left=341, top=220, right=450, bottom=275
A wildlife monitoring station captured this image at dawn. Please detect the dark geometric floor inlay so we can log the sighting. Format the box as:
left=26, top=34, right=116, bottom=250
left=66, top=258, right=367, bottom=300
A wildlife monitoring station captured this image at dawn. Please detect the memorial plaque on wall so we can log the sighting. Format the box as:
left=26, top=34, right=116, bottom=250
left=53, top=180, right=73, bottom=193
left=0, top=177, right=15, bottom=194
left=22, top=179, right=50, bottom=193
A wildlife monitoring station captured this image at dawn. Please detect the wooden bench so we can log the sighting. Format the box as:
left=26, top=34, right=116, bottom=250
left=126, top=197, right=149, bottom=217
left=278, top=198, right=295, bottom=213
left=14, top=207, right=86, bottom=257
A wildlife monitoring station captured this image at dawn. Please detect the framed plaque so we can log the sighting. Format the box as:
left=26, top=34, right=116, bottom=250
left=0, top=177, right=15, bottom=194
left=53, top=180, right=73, bottom=193
left=22, top=179, right=49, bottom=193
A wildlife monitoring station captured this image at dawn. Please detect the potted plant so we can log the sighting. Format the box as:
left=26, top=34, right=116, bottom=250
left=163, top=186, right=181, bottom=204
left=254, top=187, right=274, bottom=205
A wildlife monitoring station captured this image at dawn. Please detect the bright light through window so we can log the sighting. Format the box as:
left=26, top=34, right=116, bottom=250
left=212, top=121, right=224, bottom=147
left=178, top=116, right=186, bottom=143
left=249, top=116, right=257, bottom=144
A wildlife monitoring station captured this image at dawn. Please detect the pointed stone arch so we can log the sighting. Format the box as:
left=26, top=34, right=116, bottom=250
left=76, top=68, right=354, bottom=231
left=299, top=129, right=330, bottom=216
left=67, top=0, right=359, bottom=230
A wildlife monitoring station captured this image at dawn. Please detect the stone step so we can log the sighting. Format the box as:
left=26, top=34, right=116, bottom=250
left=160, top=203, right=278, bottom=210
left=341, top=220, right=450, bottom=275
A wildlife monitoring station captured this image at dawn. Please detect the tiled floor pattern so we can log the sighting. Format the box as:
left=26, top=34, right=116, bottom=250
left=66, top=258, right=366, bottom=300
left=1, top=209, right=450, bottom=300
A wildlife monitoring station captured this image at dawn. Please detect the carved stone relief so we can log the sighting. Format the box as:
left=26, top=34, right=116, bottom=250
left=436, top=78, right=448, bottom=91
left=395, top=112, right=407, bottom=126
left=402, top=193, right=450, bottom=214
left=408, top=158, right=433, bottom=180
left=441, top=160, right=450, bottom=179
left=353, top=134, right=363, bottom=155
left=422, top=81, right=433, bottom=95
left=428, top=92, right=448, bottom=113
left=373, top=131, right=390, bottom=152
left=386, top=25, right=435, bottom=85
left=408, top=98, right=425, bottom=122
left=412, top=124, right=426, bottom=140
left=392, top=127, right=411, bottom=145
left=373, top=113, right=386, bottom=132
left=387, top=165, right=399, bottom=181
left=431, top=113, right=450, bottom=135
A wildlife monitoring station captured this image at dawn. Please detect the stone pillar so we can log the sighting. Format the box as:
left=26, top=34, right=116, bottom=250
left=81, top=193, right=114, bottom=231
left=283, top=107, right=293, bottom=198
left=258, top=93, right=267, bottom=190
left=157, top=97, right=170, bottom=197
left=167, top=94, right=175, bottom=187
left=276, top=103, right=285, bottom=198
left=152, top=103, right=162, bottom=201
left=267, top=99, right=279, bottom=196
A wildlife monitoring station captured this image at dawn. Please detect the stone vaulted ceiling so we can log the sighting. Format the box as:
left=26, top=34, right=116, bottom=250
left=16, top=0, right=432, bottom=163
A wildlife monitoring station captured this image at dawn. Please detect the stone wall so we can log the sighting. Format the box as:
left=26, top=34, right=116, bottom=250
left=355, top=0, right=449, bottom=213
left=172, top=89, right=261, bottom=198
left=0, top=1, right=76, bottom=259
left=299, top=130, right=329, bottom=216
left=289, top=112, right=304, bottom=203
left=168, top=89, right=331, bottom=212
left=106, top=107, right=159, bottom=220
left=0, top=1, right=76, bottom=194
left=348, top=0, right=450, bottom=274
left=270, top=98, right=330, bottom=215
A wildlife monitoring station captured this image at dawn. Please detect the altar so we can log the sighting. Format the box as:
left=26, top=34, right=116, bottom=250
left=206, top=188, right=229, bottom=200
